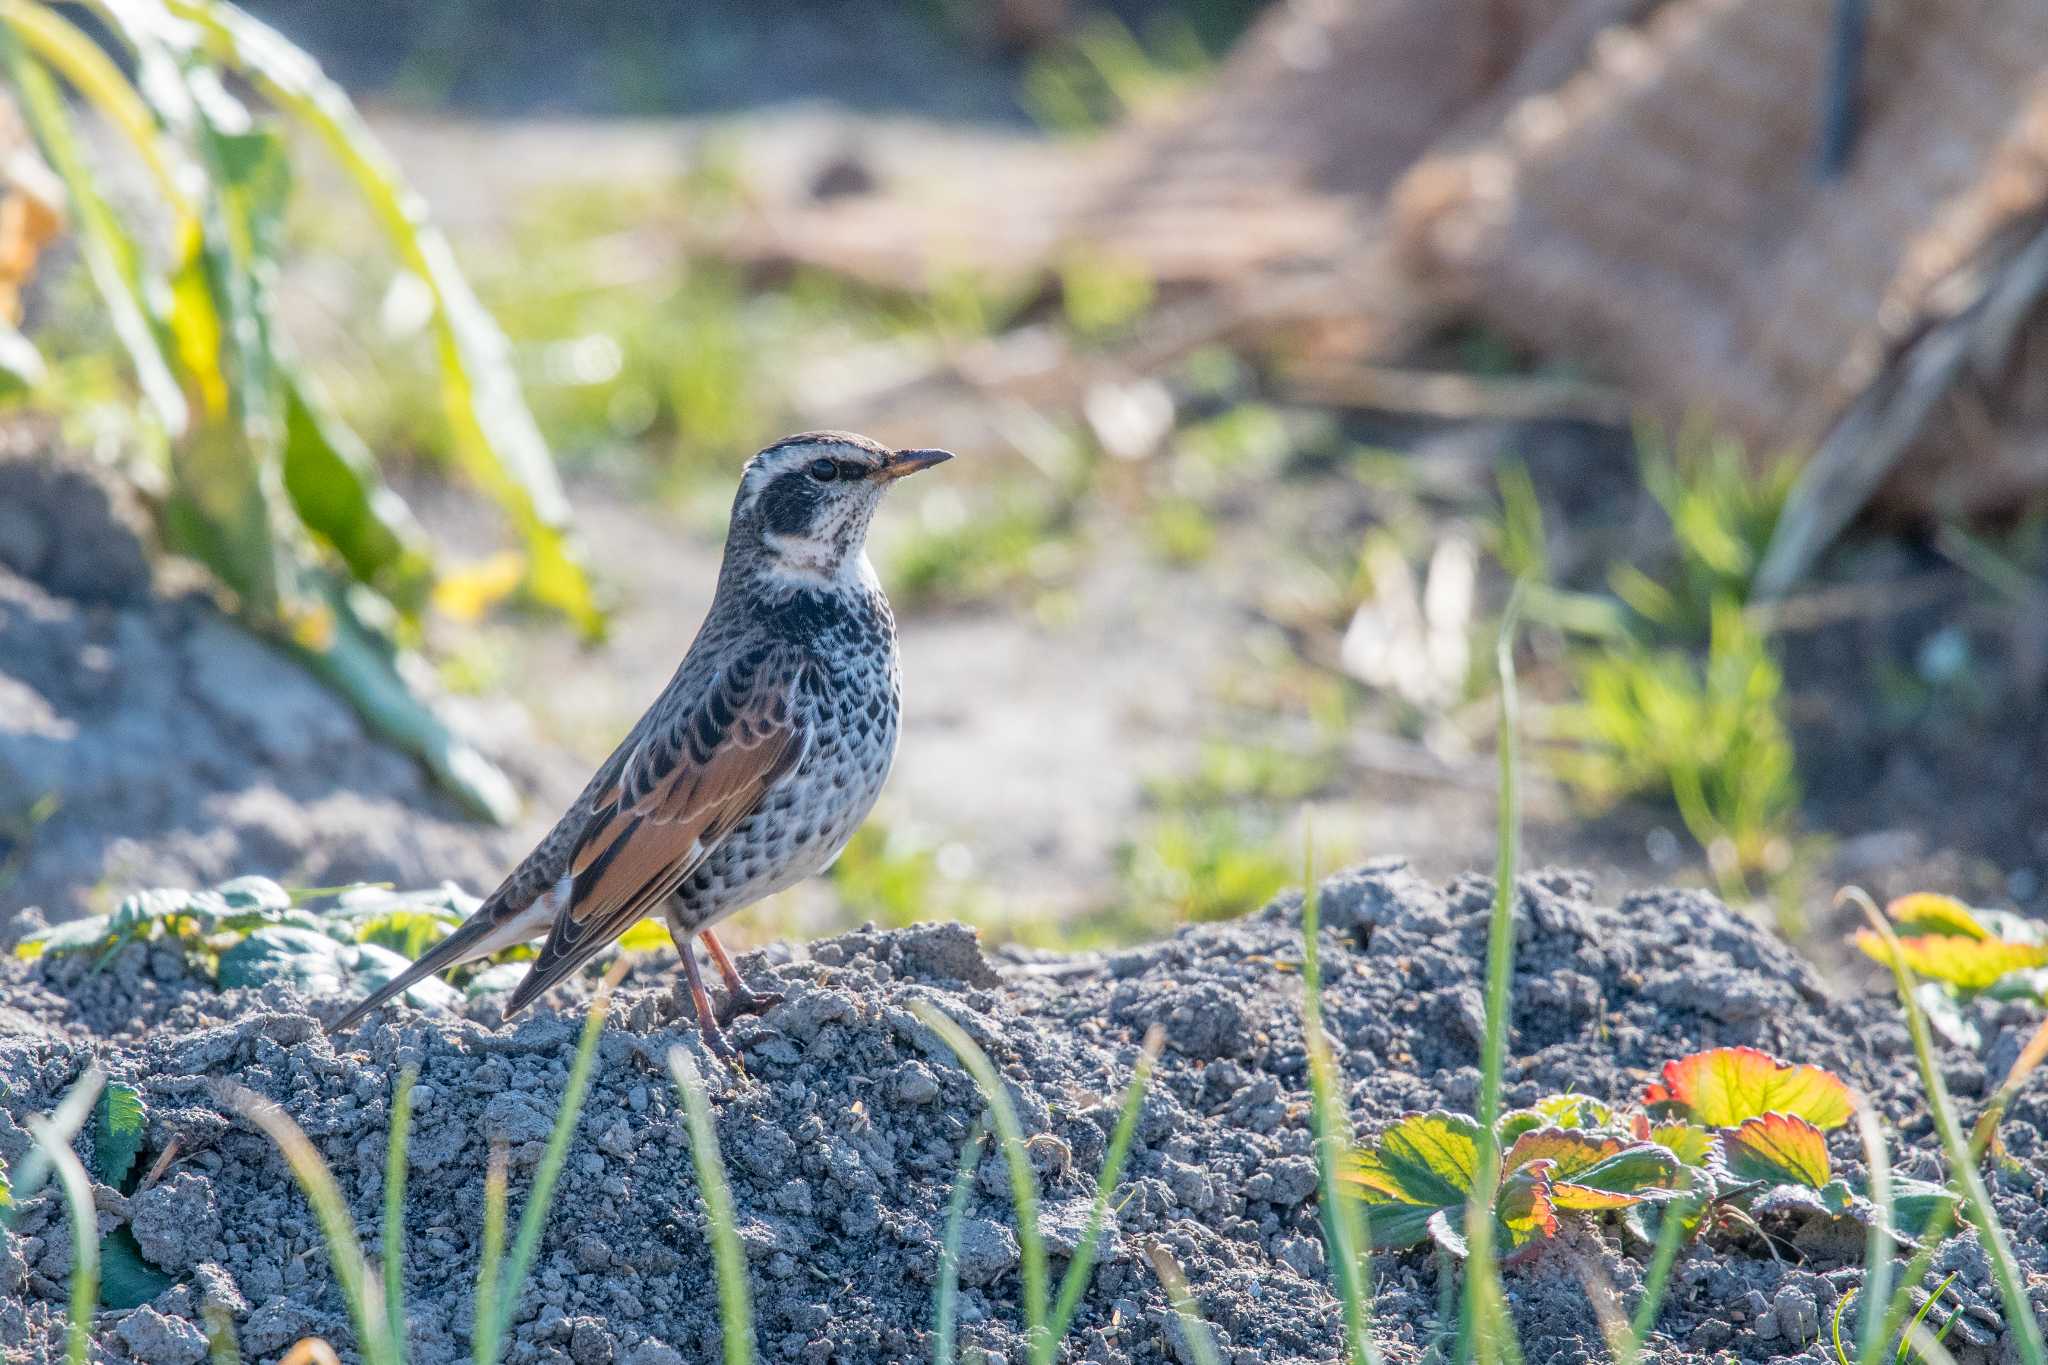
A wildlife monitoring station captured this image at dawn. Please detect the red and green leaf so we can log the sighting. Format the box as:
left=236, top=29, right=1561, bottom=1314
left=1643, top=1047, right=1853, bottom=1130
left=1719, top=1112, right=1831, bottom=1190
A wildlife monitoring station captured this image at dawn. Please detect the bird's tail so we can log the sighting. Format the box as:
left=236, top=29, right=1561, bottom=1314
left=327, top=910, right=502, bottom=1035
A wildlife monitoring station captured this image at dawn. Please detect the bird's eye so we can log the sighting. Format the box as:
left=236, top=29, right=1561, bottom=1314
left=806, top=458, right=837, bottom=482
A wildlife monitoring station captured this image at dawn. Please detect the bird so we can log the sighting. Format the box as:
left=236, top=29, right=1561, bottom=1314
left=329, top=431, right=952, bottom=1056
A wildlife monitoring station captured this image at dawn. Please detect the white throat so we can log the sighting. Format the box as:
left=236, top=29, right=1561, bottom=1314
left=760, top=533, right=874, bottom=592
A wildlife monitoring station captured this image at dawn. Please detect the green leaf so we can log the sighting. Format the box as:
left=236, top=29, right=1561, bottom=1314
left=1345, top=1112, right=1480, bottom=1251
left=94, top=1083, right=147, bottom=1192
left=215, top=876, right=291, bottom=912
left=280, top=370, right=433, bottom=615
left=1718, top=1112, right=1831, bottom=1190
left=1528, top=1092, right=1617, bottom=1132
left=463, top=961, right=528, bottom=998
left=99, top=1226, right=175, bottom=1310
left=1854, top=930, right=2048, bottom=993
left=1346, top=1112, right=1479, bottom=1210
left=1644, top=1046, right=1854, bottom=1130
left=217, top=927, right=460, bottom=1010
left=1890, top=1178, right=1960, bottom=1240
left=1885, top=893, right=1990, bottom=940
left=167, top=0, right=603, bottom=639
left=1502, top=1128, right=1682, bottom=1211
left=352, top=908, right=455, bottom=960
left=1647, top=1122, right=1717, bottom=1168
left=13, top=913, right=114, bottom=960
left=616, top=917, right=671, bottom=955
left=288, top=589, right=520, bottom=824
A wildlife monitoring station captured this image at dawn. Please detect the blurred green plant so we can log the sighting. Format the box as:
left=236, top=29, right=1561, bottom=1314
left=1612, top=417, right=1799, bottom=641
left=826, top=822, right=984, bottom=928
left=1117, top=808, right=1294, bottom=925
left=1502, top=422, right=1808, bottom=918
left=0, top=0, right=602, bottom=820
left=1551, top=598, right=1800, bottom=909
left=1021, top=13, right=1208, bottom=136
left=12, top=872, right=529, bottom=1003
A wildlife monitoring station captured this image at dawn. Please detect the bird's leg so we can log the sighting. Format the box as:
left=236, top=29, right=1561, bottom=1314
left=665, top=914, right=737, bottom=1063
left=699, top=929, right=784, bottom=1018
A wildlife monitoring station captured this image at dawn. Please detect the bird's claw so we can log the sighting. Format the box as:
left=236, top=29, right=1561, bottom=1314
left=720, top=986, right=784, bottom=1021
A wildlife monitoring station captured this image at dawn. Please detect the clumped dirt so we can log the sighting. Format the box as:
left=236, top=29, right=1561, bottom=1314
left=4, top=862, right=2046, bottom=1364
left=0, top=432, right=520, bottom=928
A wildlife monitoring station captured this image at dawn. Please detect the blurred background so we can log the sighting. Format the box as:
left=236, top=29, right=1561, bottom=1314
left=2, top=0, right=2045, bottom=978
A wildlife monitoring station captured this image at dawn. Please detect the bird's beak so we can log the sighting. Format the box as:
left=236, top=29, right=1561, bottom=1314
left=876, top=447, right=954, bottom=480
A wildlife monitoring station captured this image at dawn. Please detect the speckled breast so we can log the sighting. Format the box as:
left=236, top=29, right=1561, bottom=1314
left=671, top=584, right=901, bottom=925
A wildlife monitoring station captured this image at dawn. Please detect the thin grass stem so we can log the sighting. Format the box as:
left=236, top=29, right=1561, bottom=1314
left=1047, top=1025, right=1165, bottom=1342
left=910, top=1001, right=1050, bottom=1361
left=485, top=965, right=624, bottom=1353
left=1464, top=584, right=1529, bottom=1365
left=1619, top=1181, right=1700, bottom=1363
left=473, top=1145, right=508, bottom=1365
left=224, top=1084, right=393, bottom=1365
left=1145, top=1243, right=1224, bottom=1365
left=27, top=1071, right=105, bottom=1365
left=383, top=1066, right=416, bottom=1363
left=668, top=1048, right=754, bottom=1365
left=1850, top=1095, right=1894, bottom=1365
left=1851, top=894, right=2046, bottom=1365
left=1301, top=841, right=1380, bottom=1365
left=934, top=1116, right=990, bottom=1365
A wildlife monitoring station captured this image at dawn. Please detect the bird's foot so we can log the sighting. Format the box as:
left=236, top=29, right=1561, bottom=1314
left=720, top=984, right=784, bottom=1022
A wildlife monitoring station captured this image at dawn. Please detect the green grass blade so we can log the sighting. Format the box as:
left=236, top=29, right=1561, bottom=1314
left=164, top=0, right=602, bottom=637
left=1047, top=1025, right=1164, bottom=1342
left=473, top=1145, right=508, bottom=1365
left=909, top=1001, right=1049, bottom=1361
left=1619, top=1181, right=1700, bottom=1363
left=1851, top=1096, right=1895, bottom=1365
left=667, top=1048, right=754, bottom=1365
left=1301, top=841, right=1380, bottom=1365
left=934, top=1117, right=989, bottom=1365
left=1145, top=1243, right=1224, bottom=1365
left=1464, top=584, right=1529, bottom=1365
left=224, top=1083, right=394, bottom=1365
left=382, top=1067, right=416, bottom=1364
left=0, top=26, right=186, bottom=433
left=25, top=1070, right=105, bottom=1365
left=1898, top=1274, right=1959, bottom=1365
left=1852, top=895, right=2046, bottom=1364
left=485, top=972, right=619, bottom=1353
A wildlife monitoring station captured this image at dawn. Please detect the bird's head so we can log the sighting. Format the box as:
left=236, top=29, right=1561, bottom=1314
left=727, top=431, right=952, bottom=589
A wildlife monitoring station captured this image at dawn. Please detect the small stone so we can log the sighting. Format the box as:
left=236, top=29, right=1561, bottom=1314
left=954, top=1217, right=1020, bottom=1287
left=1773, top=1285, right=1819, bottom=1345
left=115, top=1306, right=209, bottom=1365
left=131, top=1173, right=220, bottom=1271
left=568, top=1318, right=615, bottom=1365
left=893, top=1061, right=940, bottom=1105
left=1263, top=1157, right=1318, bottom=1206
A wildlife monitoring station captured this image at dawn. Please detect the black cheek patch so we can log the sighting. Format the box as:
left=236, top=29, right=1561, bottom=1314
left=760, top=473, right=825, bottom=537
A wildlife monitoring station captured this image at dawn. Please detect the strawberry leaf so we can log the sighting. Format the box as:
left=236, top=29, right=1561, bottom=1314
left=1854, top=930, right=2048, bottom=993
left=1497, top=1167, right=1559, bottom=1249
left=1644, top=1047, right=1853, bottom=1130
left=1885, top=893, right=1989, bottom=939
left=1719, top=1112, right=1831, bottom=1189
left=1346, top=1112, right=1479, bottom=1208
left=1648, top=1122, right=1717, bottom=1167
left=1529, top=1093, right=1617, bottom=1132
